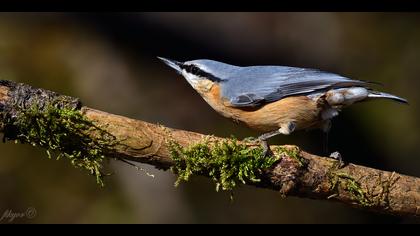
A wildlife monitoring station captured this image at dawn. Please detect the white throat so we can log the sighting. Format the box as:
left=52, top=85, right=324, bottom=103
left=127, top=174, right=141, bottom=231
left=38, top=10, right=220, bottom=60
left=182, top=70, right=200, bottom=87
left=181, top=71, right=214, bottom=93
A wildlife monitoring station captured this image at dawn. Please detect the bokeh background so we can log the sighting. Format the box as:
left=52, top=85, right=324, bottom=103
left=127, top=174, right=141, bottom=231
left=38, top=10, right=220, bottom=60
left=0, top=12, right=419, bottom=224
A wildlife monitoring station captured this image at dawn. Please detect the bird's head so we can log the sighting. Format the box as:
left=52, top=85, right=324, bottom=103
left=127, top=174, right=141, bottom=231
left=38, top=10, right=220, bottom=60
left=158, top=57, right=234, bottom=93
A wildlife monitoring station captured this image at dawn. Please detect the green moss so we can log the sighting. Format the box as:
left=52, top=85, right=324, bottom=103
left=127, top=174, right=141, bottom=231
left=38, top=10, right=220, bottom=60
left=274, top=146, right=305, bottom=167
left=4, top=103, right=117, bottom=186
left=329, top=172, right=374, bottom=207
left=168, top=138, right=280, bottom=192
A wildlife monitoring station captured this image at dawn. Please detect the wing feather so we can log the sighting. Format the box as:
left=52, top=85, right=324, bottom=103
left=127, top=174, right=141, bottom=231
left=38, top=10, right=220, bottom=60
left=221, top=66, right=371, bottom=107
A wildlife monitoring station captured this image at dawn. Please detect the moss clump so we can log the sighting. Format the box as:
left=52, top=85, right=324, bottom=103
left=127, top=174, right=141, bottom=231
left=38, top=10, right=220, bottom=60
left=3, top=103, right=117, bottom=186
left=329, top=172, right=374, bottom=207
left=274, top=146, right=305, bottom=167
left=168, top=138, right=280, bottom=192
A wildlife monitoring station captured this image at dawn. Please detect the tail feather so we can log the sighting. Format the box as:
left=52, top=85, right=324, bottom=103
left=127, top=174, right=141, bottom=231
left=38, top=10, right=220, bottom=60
left=368, top=91, right=408, bottom=104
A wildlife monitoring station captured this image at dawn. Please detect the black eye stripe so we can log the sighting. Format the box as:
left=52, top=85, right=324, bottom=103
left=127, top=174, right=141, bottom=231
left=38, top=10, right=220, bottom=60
left=181, top=64, right=224, bottom=82
left=182, top=65, right=204, bottom=75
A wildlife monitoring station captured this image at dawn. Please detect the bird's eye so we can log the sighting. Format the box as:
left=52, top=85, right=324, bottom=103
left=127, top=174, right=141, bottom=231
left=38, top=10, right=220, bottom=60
left=182, top=64, right=208, bottom=77
left=189, top=65, right=199, bottom=74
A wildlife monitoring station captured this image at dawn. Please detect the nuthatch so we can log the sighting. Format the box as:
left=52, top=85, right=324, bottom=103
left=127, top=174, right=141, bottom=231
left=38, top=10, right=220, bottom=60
left=158, top=57, right=407, bottom=158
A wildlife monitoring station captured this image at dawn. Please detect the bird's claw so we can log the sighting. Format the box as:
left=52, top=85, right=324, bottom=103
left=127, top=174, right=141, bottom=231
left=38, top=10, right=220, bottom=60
left=259, top=139, right=272, bottom=158
left=329, top=151, right=346, bottom=168
left=242, top=137, right=271, bottom=158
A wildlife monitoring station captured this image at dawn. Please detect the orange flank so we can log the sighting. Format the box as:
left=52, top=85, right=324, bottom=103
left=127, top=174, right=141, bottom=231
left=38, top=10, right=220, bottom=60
left=197, top=82, right=324, bottom=132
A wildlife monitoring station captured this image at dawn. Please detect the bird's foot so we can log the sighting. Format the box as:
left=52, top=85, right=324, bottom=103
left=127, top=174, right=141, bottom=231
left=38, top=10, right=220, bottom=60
left=242, top=136, right=272, bottom=158
left=329, top=151, right=346, bottom=168
left=259, top=139, right=272, bottom=158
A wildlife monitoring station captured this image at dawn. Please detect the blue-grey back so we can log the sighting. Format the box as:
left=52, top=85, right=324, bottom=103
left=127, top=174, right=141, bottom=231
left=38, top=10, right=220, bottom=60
left=222, top=66, right=351, bottom=95
left=188, top=59, right=370, bottom=107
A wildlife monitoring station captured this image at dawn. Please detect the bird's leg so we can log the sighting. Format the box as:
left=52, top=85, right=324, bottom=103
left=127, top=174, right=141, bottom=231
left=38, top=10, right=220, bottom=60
left=321, top=119, right=345, bottom=168
left=242, top=128, right=283, bottom=144
left=256, top=130, right=281, bottom=157
left=256, top=121, right=296, bottom=158
left=242, top=130, right=280, bottom=157
left=321, top=120, right=332, bottom=155
left=257, top=129, right=283, bottom=140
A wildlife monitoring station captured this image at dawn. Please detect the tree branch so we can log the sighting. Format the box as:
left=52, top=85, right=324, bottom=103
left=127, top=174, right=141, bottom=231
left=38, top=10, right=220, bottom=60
left=0, top=80, right=418, bottom=217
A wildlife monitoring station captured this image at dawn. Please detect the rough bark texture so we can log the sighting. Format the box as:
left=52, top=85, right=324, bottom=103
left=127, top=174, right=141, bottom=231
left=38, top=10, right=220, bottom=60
left=0, top=80, right=419, bottom=217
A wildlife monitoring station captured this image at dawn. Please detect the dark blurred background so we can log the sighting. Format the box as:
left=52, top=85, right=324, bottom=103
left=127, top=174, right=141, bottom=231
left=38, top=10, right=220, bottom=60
left=0, top=12, right=419, bottom=223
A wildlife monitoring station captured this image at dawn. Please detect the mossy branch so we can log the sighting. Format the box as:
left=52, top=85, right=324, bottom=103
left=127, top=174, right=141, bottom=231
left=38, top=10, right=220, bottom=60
left=0, top=80, right=419, bottom=217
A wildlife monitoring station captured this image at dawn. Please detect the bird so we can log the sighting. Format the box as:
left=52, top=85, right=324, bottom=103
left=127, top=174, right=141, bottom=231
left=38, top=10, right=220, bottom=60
left=158, top=57, right=408, bottom=159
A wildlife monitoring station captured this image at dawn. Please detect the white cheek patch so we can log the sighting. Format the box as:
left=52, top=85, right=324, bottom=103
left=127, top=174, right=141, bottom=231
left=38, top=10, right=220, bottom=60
left=182, top=70, right=200, bottom=86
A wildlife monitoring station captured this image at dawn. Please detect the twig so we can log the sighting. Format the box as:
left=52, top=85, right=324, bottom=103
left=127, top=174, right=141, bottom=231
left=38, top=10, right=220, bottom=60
left=0, top=80, right=418, bottom=217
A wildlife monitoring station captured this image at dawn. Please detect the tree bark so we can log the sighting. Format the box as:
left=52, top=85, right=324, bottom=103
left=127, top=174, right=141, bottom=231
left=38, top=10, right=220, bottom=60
left=0, top=80, right=418, bottom=217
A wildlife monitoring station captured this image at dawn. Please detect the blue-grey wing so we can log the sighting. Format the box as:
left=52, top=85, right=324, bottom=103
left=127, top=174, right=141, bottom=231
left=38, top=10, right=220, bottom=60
left=221, top=66, right=370, bottom=107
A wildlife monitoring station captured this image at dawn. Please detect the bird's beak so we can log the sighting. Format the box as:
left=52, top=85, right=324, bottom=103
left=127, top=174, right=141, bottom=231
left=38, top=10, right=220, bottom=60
left=157, top=57, right=182, bottom=74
